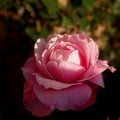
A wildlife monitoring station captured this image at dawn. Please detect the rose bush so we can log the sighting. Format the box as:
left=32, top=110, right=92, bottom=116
left=21, top=33, right=116, bottom=117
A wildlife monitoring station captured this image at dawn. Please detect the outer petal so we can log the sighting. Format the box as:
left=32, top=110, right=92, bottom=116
left=23, top=82, right=53, bottom=117
left=34, top=39, right=54, bottom=79
left=34, top=38, right=46, bottom=59
left=33, top=84, right=92, bottom=111
left=81, top=60, right=116, bottom=81
left=46, top=34, right=62, bottom=49
left=34, top=73, right=82, bottom=90
left=88, top=74, right=104, bottom=87
left=91, top=60, right=116, bottom=76
left=88, top=40, right=99, bottom=65
left=80, top=89, right=97, bottom=110
left=21, top=57, right=38, bottom=84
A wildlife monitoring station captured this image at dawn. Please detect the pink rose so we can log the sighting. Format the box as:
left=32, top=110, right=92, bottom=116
left=21, top=33, right=116, bottom=117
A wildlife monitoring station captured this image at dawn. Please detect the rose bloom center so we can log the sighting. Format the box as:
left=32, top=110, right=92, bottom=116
left=46, top=43, right=85, bottom=83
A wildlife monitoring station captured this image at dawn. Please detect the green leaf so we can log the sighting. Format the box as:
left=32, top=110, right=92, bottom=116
left=49, top=19, right=60, bottom=27
left=39, top=26, right=52, bottom=38
left=25, top=25, right=52, bottom=41
left=0, top=0, right=13, bottom=10
left=41, top=0, right=59, bottom=17
left=25, top=26, right=38, bottom=41
left=38, top=11, right=49, bottom=19
left=80, top=17, right=90, bottom=31
left=61, top=14, right=73, bottom=28
left=112, top=0, right=120, bottom=16
left=82, top=0, right=96, bottom=9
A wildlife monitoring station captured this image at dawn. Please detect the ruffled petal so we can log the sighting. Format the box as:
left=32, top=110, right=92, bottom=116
left=81, top=60, right=116, bottom=81
left=91, top=60, right=116, bottom=76
left=34, top=39, right=54, bottom=79
left=34, top=38, right=46, bottom=59
left=33, top=84, right=92, bottom=111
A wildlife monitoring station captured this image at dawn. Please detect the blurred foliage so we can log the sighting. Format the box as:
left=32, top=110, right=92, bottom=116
left=0, top=0, right=120, bottom=68
left=0, top=0, right=13, bottom=10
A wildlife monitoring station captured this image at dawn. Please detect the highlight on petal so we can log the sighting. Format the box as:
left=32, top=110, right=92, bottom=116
left=34, top=38, right=54, bottom=79
left=23, top=82, right=53, bottom=117
left=67, top=50, right=81, bottom=65
left=34, top=38, right=46, bottom=57
left=33, top=84, right=92, bottom=111
left=70, top=36, right=90, bottom=68
left=46, top=61, right=85, bottom=83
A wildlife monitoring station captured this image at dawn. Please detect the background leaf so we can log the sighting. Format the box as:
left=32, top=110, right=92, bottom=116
left=0, top=0, right=14, bottom=10
left=41, top=0, right=59, bottom=17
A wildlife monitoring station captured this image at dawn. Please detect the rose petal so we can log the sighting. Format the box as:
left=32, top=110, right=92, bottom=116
left=34, top=39, right=54, bottom=79
left=88, top=40, right=99, bottom=65
left=25, top=97, right=53, bottom=117
left=92, top=60, right=116, bottom=76
left=81, top=60, right=115, bottom=81
left=88, top=74, right=104, bottom=87
left=23, top=82, right=53, bottom=117
left=47, top=61, right=85, bottom=83
left=80, top=90, right=97, bottom=110
left=33, top=84, right=92, bottom=111
left=46, top=34, right=62, bottom=50
left=70, top=34, right=90, bottom=68
left=21, top=57, right=38, bottom=84
left=34, top=73, right=82, bottom=90
left=49, top=49, right=72, bottom=62
left=34, top=38, right=46, bottom=58
left=67, top=50, right=81, bottom=65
